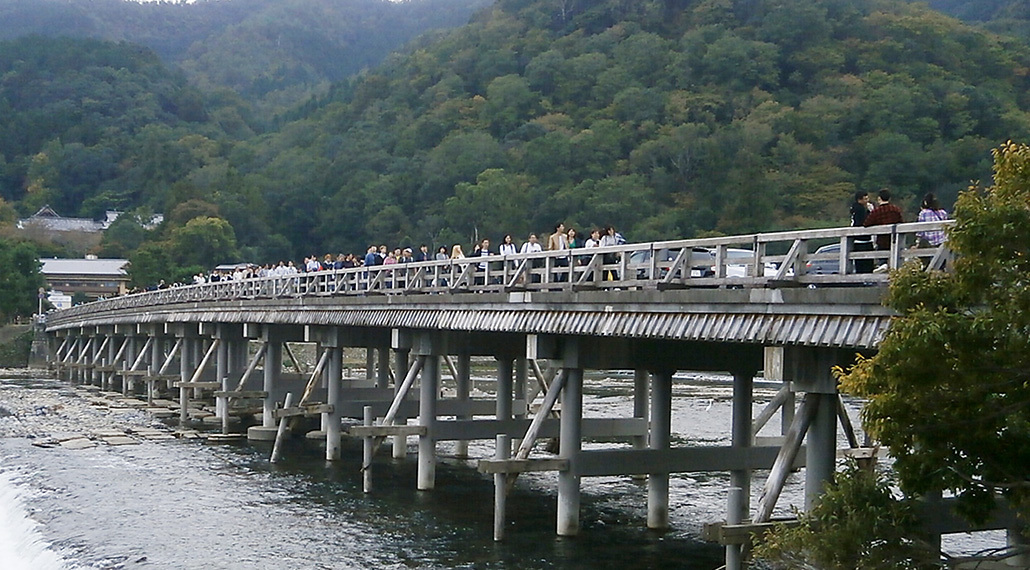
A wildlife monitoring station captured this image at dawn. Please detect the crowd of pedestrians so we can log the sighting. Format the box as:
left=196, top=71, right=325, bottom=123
left=159, top=224, right=626, bottom=289
left=849, top=188, right=949, bottom=273
left=139, top=192, right=948, bottom=292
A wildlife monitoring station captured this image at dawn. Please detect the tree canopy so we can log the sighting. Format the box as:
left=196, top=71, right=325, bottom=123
left=0, top=238, right=45, bottom=321
left=841, top=140, right=1030, bottom=523
left=3, top=0, right=1030, bottom=285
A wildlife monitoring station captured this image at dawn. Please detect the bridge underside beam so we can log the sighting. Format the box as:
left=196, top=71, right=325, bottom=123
left=533, top=336, right=766, bottom=373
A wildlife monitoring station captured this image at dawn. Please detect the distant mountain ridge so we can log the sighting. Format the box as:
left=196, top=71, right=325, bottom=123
left=922, top=0, right=1030, bottom=38
left=3, top=0, right=1030, bottom=284
left=0, top=0, right=490, bottom=115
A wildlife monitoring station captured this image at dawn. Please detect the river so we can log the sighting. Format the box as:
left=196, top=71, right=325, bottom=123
left=0, top=372, right=999, bottom=569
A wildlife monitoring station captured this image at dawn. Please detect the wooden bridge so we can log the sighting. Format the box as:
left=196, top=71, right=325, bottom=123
left=45, top=220, right=1017, bottom=569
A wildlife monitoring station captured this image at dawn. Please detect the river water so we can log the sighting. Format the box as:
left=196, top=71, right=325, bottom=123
left=0, top=372, right=999, bottom=569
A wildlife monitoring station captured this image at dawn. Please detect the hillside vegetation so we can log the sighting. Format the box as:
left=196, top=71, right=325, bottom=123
left=0, top=0, right=489, bottom=116
left=2, top=0, right=1030, bottom=284
left=923, top=0, right=1030, bottom=38
left=222, top=0, right=1030, bottom=254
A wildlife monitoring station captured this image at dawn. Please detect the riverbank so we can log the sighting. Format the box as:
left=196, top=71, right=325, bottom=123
left=0, top=326, right=32, bottom=368
left=0, top=370, right=177, bottom=446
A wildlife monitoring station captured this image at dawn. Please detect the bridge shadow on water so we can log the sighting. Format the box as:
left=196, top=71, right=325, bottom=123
left=248, top=435, right=725, bottom=570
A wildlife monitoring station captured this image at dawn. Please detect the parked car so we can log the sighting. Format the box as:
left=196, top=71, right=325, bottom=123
left=722, top=248, right=781, bottom=278
left=628, top=247, right=715, bottom=280
left=805, top=243, right=840, bottom=275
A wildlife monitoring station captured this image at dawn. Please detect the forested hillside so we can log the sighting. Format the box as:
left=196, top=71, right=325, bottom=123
left=0, top=36, right=237, bottom=219
left=923, top=0, right=1030, bottom=38
left=214, top=0, right=1030, bottom=256
left=3, top=0, right=1030, bottom=286
left=0, top=0, right=489, bottom=116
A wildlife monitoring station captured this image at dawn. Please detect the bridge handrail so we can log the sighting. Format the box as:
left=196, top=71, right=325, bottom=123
left=47, top=221, right=955, bottom=324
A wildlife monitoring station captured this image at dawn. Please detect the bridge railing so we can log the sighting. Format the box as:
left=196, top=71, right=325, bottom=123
left=48, top=221, right=954, bottom=322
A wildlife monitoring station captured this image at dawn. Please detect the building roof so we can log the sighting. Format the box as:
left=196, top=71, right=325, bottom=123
left=41, top=258, right=130, bottom=277
left=17, top=205, right=108, bottom=233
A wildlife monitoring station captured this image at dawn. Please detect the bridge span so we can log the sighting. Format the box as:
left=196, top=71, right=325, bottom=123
left=43, top=222, right=960, bottom=568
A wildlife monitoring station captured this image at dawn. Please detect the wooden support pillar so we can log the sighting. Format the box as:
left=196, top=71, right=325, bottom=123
left=726, top=369, right=755, bottom=570
left=216, top=327, right=230, bottom=423
left=497, top=356, right=514, bottom=458
left=781, top=388, right=796, bottom=437
left=417, top=354, right=439, bottom=491
left=454, top=351, right=472, bottom=458
left=557, top=339, right=583, bottom=537
left=496, top=356, right=514, bottom=420
left=191, top=339, right=205, bottom=399
left=263, top=341, right=282, bottom=428
left=92, top=335, right=103, bottom=387
left=806, top=392, right=837, bottom=509
left=493, top=434, right=510, bottom=541
left=67, top=336, right=81, bottom=383
left=326, top=346, right=343, bottom=461
left=514, top=357, right=528, bottom=419
left=67, top=336, right=76, bottom=383
left=513, top=357, right=528, bottom=452
left=377, top=347, right=390, bottom=389
left=648, top=370, right=673, bottom=529
left=633, top=369, right=649, bottom=451
left=392, top=345, right=410, bottom=460
left=363, top=406, right=374, bottom=492
left=179, top=335, right=193, bottom=424
left=104, top=336, right=117, bottom=388
left=365, top=348, right=375, bottom=382
left=123, top=336, right=137, bottom=395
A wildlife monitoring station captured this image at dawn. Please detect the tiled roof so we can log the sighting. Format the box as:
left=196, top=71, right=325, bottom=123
left=41, top=258, right=129, bottom=277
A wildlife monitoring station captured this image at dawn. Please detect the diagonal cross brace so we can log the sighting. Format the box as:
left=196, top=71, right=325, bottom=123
left=361, top=355, right=426, bottom=470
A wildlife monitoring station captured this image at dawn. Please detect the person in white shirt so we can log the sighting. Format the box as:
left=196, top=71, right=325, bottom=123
left=520, top=233, right=542, bottom=254
left=520, top=233, right=543, bottom=284
left=499, top=234, right=517, bottom=257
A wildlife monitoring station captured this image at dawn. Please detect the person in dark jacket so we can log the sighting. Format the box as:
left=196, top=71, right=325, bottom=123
left=850, top=191, right=874, bottom=273
left=864, top=188, right=904, bottom=270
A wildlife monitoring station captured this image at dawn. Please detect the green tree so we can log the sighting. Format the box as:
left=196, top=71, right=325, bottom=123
left=0, top=239, right=45, bottom=321
left=755, top=461, right=937, bottom=569
left=841, top=141, right=1030, bottom=523
left=128, top=241, right=174, bottom=288
left=98, top=213, right=149, bottom=258
left=168, top=216, right=239, bottom=268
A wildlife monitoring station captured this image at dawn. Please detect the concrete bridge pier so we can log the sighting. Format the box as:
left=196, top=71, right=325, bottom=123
left=122, top=332, right=138, bottom=395
left=415, top=332, right=443, bottom=491
left=215, top=326, right=230, bottom=422
left=633, top=369, right=649, bottom=454
left=806, top=392, right=837, bottom=509
left=789, top=348, right=844, bottom=511
left=92, top=331, right=104, bottom=387
left=263, top=336, right=283, bottom=429
left=392, top=329, right=412, bottom=460
left=725, top=369, right=755, bottom=570
left=557, top=337, right=583, bottom=537
left=71, top=332, right=83, bottom=385
left=174, top=325, right=200, bottom=424
left=305, top=325, right=346, bottom=461
left=496, top=355, right=514, bottom=456
left=648, top=369, right=673, bottom=530
left=146, top=326, right=166, bottom=403
left=208, top=323, right=244, bottom=425
left=453, top=349, right=472, bottom=458
left=72, top=335, right=84, bottom=384
left=103, top=331, right=118, bottom=389
left=377, top=346, right=390, bottom=389
left=325, top=344, right=343, bottom=461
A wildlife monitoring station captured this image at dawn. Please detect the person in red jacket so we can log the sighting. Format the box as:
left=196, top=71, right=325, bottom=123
left=864, top=188, right=904, bottom=269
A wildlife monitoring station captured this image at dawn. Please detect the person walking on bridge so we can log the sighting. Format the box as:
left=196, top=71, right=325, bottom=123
left=864, top=188, right=904, bottom=271
left=851, top=191, right=874, bottom=273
